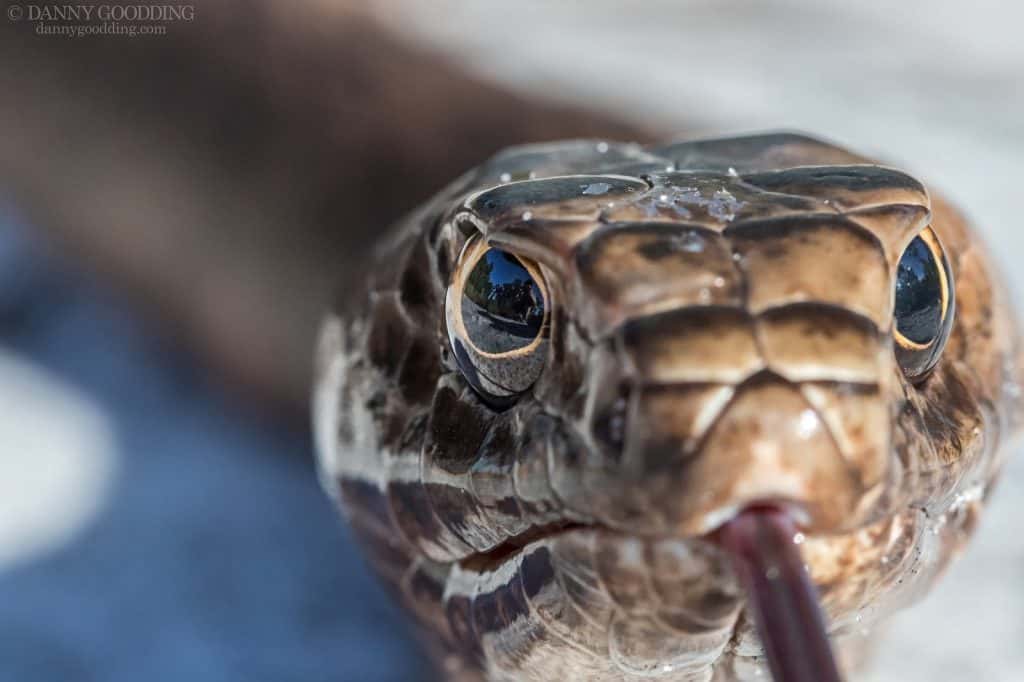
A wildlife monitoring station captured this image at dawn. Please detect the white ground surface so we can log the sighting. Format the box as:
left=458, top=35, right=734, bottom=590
left=391, top=1, right=1024, bottom=679
left=0, top=349, right=115, bottom=571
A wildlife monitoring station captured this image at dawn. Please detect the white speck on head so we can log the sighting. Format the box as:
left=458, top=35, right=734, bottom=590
left=713, top=276, right=726, bottom=288
left=796, top=408, right=819, bottom=439
left=793, top=532, right=806, bottom=545
left=596, top=141, right=609, bottom=153
left=499, top=172, right=511, bottom=183
left=618, top=538, right=645, bottom=566
left=522, top=211, right=533, bottom=221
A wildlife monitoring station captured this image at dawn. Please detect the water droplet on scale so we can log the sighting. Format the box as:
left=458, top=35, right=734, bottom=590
left=581, top=182, right=612, bottom=196
left=673, top=231, right=705, bottom=253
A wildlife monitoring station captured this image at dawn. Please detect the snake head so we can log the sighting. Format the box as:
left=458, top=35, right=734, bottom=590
left=315, top=133, right=1021, bottom=679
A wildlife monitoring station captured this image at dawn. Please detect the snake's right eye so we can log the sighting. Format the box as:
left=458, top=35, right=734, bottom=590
left=893, top=226, right=955, bottom=380
left=445, top=236, right=549, bottom=407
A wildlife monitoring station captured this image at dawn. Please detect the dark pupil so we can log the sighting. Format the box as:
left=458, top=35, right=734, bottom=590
left=462, top=250, right=545, bottom=353
left=895, top=236, right=943, bottom=345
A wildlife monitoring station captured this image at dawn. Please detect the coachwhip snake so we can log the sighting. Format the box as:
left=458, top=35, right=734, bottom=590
left=314, top=132, right=1023, bottom=680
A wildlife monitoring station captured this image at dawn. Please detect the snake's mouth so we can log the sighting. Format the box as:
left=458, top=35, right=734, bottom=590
left=454, top=500, right=813, bottom=575
left=456, top=520, right=594, bottom=574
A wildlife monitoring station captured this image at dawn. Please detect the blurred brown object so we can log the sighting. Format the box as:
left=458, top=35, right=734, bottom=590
left=0, top=1, right=653, bottom=419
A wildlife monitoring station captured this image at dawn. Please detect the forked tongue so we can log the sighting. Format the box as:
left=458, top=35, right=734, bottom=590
left=718, top=507, right=844, bottom=682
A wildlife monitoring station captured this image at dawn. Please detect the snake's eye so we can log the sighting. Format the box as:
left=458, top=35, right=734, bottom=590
left=893, top=227, right=955, bottom=380
left=445, top=236, right=549, bottom=407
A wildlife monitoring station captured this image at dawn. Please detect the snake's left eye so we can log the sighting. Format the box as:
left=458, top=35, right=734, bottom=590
left=445, top=236, right=549, bottom=407
left=893, top=226, right=955, bottom=380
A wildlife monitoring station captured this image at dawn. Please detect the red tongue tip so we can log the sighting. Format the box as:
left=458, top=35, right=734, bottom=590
left=718, top=508, right=844, bottom=682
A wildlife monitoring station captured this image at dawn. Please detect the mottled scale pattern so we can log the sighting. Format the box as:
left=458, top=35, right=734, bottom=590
left=314, top=133, right=1023, bottom=681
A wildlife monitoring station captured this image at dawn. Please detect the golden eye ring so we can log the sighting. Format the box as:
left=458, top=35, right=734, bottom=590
left=445, top=236, right=550, bottom=406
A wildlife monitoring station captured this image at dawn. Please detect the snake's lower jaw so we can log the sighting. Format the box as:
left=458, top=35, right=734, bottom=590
left=400, top=492, right=954, bottom=682
left=445, top=510, right=929, bottom=679
left=446, top=526, right=744, bottom=676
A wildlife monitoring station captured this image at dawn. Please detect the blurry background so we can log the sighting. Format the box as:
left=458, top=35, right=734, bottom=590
left=1, top=0, right=1022, bottom=680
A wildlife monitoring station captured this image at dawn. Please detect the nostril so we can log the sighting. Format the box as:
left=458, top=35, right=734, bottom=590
left=591, top=387, right=629, bottom=453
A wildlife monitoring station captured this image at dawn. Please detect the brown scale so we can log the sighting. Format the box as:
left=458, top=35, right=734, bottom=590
left=315, top=132, right=1024, bottom=681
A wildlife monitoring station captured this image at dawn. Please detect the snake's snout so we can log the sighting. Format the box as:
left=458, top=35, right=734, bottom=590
left=630, top=374, right=880, bottom=532
left=579, top=369, right=890, bottom=538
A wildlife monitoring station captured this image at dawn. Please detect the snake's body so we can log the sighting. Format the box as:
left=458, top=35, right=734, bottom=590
left=314, top=133, right=1023, bottom=680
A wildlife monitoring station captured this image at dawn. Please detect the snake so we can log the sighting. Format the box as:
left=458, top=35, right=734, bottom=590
left=313, top=132, right=1023, bottom=681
